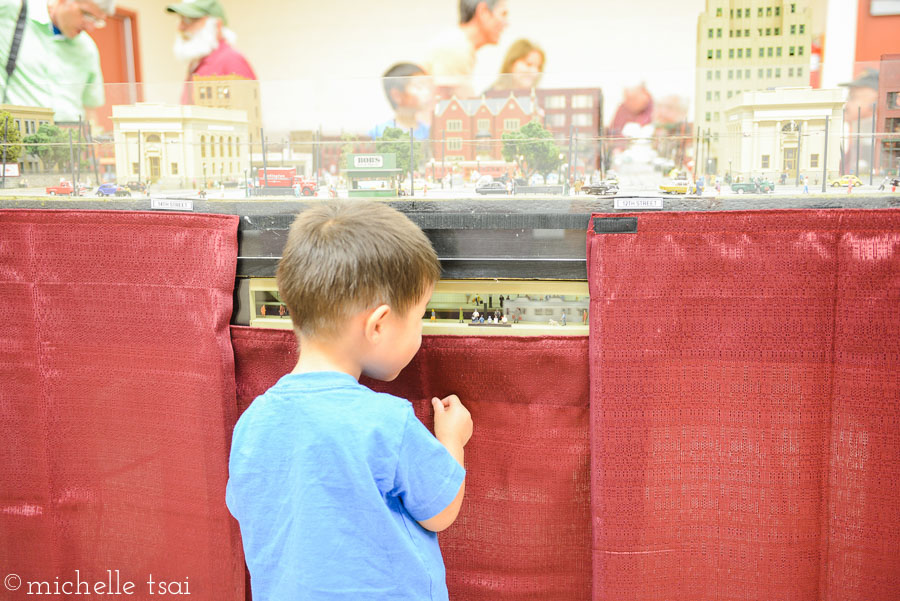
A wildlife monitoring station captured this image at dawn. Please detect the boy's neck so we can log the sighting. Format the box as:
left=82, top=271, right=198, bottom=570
left=393, top=108, right=418, bottom=130
left=292, top=335, right=363, bottom=380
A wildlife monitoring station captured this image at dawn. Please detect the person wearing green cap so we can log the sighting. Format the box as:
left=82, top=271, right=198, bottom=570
left=167, top=0, right=255, bottom=105
left=0, top=0, right=115, bottom=122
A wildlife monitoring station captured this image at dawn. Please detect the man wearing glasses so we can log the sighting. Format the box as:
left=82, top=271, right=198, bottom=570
left=0, top=0, right=113, bottom=122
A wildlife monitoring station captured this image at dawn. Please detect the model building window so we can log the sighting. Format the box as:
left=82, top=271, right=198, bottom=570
left=789, top=67, right=794, bottom=76
left=200, top=135, right=206, bottom=157
left=799, top=24, right=805, bottom=33
left=766, top=27, right=771, bottom=35
left=706, top=112, right=711, bottom=122
left=776, top=68, right=781, bottom=78
left=789, top=46, right=795, bottom=56
left=716, top=70, right=721, bottom=79
left=727, top=90, right=733, bottom=98
left=758, top=7, right=763, bottom=16
left=572, top=114, right=591, bottom=126
left=504, top=119, right=520, bottom=130
left=761, top=155, right=770, bottom=168
left=766, top=7, right=772, bottom=16
left=745, top=29, right=750, bottom=36
left=790, top=24, right=796, bottom=34
left=477, top=118, right=490, bottom=132
left=776, top=6, right=781, bottom=15
left=745, top=69, right=751, bottom=78
left=171, top=163, right=178, bottom=175
left=714, top=112, right=720, bottom=121
left=447, top=138, right=462, bottom=151
left=132, top=162, right=139, bottom=174
left=729, top=29, right=733, bottom=37
left=706, top=91, right=712, bottom=101
left=228, top=136, right=233, bottom=157
left=717, top=28, right=722, bottom=37
left=798, top=46, right=804, bottom=55
left=776, top=47, right=782, bottom=56
left=715, top=91, right=721, bottom=100
left=797, top=67, right=803, bottom=77
left=767, top=68, right=773, bottom=77
left=728, top=69, right=733, bottom=80
left=736, top=29, right=742, bottom=37
left=729, top=49, right=735, bottom=58
left=888, top=92, right=900, bottom=109
left=717, top=7, right=722, bottom=16
left=759, top=47, right=764, bottom=57
left=707, top=70, right=712, bottom=80
left=774, top=27, right=780, bottom=35
left=546, top=114, right=565, bottom=127
left=708, top=28, right=714, bottom=38
left=791, top=3, right=796, bottom=12
left=545, top=95, right=566, bottom=109
left=758, top=68, right=764, bottom=77
left=572, top=95, right=593, bottom=108
left=716, top=49, right=722, bottom=58
left=738, top=48, right=743, bottom=57
left=447, top=120, right=462, bottom=131
left=210, top=137, right=215, bottom=157
left=198, top=87, right=206, bottom=99
left=810, top=154, right=819, bottom=168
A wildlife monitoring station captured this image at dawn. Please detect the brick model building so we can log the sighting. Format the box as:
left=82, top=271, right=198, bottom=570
left=878, top=54, right=900, bottom=175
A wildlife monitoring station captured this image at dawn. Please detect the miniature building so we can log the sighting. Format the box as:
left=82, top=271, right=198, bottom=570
left=190, top=75, right=262, bottom=145
left=111, top=103, right=249, bottom=188
left=343, top=153, right=402, bottom=197
left=431, top=93, right=541, bottom=164
left=1, top=104, right=54, bottom=173
left=878, top=54, right=900, bottom=175
left=696, top=0, right=813, bottom=173
left=723, top=87, right=844, bottom=184
left=486, top=87, right=604, bottom=173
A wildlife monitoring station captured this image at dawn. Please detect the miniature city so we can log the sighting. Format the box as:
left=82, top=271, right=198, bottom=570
left=1, top=1, right=898, bottom=203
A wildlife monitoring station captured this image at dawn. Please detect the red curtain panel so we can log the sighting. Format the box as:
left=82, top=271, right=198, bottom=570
left=231, top=329, right=592, bottom=601
left=587, top=210, right=900, bottom=601
left=0, top=210, right=243, bottom=601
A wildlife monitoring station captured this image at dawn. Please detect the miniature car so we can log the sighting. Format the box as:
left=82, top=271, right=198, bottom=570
left=583, top=181, right=619, bottom=196
left=659, top=179, right=690, bottom=194
left=125, top=181, right=148, bottom=193
left=730, top=178, right=775, bottom=194
left=45, top=181, right=89, bottom=196
left=96, top=183, right=132, bottom=197
left=475, top=181, right=509, bottom=195
left=829, top=175, right=863, bottom=187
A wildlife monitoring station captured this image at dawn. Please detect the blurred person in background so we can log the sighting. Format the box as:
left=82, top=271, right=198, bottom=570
left=167, top=0, right=256, bottom=105
left=0, top=0, right=114, bottom=122
left=488, top=38, right=544, bottom=92
left=425, top=0, right=509, bottom=98
left=369, top=62, right=435, bottom=141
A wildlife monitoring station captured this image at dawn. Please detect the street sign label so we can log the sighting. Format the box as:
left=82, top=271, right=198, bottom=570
left=151, top=198, right=194, bottom=211
left=614, top=198, right=664, bottom=210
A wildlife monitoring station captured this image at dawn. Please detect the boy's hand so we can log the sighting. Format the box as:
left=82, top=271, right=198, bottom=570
left=431, top=395, right=473, bottom=449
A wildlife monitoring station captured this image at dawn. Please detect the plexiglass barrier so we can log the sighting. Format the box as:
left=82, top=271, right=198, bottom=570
left=2, top=56, right=898, bottom=200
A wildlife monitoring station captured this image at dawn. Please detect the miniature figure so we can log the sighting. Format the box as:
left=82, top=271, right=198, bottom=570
left=459, top=307, right=464, bottom=323
left=260, top=304, right=266, bottom=316
left=561, top=310, right=566, bottom=326
left=501, top=314, right=508, bottom=324
left=279, top=304, right=286, bottom=317
left=431, top=309, right=436, bottom=321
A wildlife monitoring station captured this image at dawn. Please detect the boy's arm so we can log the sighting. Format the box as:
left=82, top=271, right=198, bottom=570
left=417, top=395, right=472, bottom=533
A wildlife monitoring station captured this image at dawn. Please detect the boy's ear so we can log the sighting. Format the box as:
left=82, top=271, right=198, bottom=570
left=389, top=88, right=405, bottom=107
left=363, top=304, right=392, bottom=342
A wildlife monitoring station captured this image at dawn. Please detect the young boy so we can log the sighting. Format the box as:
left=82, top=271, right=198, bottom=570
left=226, top=201, right=472, bottom=601
left=369, top=62, right=435, bottom=141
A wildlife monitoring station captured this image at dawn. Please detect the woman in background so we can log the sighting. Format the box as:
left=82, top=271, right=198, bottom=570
left=489, top=39, right=545, bottom=92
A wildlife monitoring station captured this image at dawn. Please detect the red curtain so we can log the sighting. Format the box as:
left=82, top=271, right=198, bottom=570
left=587, top=210, right=900, bottom=601
left=232, top=329, right=592, bottom=601
left=0, top=210, right=244, bottom=601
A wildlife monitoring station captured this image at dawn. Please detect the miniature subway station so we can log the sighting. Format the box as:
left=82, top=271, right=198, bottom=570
left=250, top=278, right=590, bottom=336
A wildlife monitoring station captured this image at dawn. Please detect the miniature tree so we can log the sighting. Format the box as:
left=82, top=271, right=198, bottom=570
left=375, top=126, right=424, bottom=176
left=23, top=123, right=69, bottom=172
left=501, top=120, right=562, bottom=178
left=0, top=110, right=24, bottom=165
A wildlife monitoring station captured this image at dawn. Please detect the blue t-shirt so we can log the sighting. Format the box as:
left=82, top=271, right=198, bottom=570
left=369, top=119, right=430, bottom=141
left=226, top=371, right=465, bottom=601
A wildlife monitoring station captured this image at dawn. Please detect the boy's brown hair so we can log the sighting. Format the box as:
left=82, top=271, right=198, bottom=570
left=277, top=201, right=441, bottom=338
